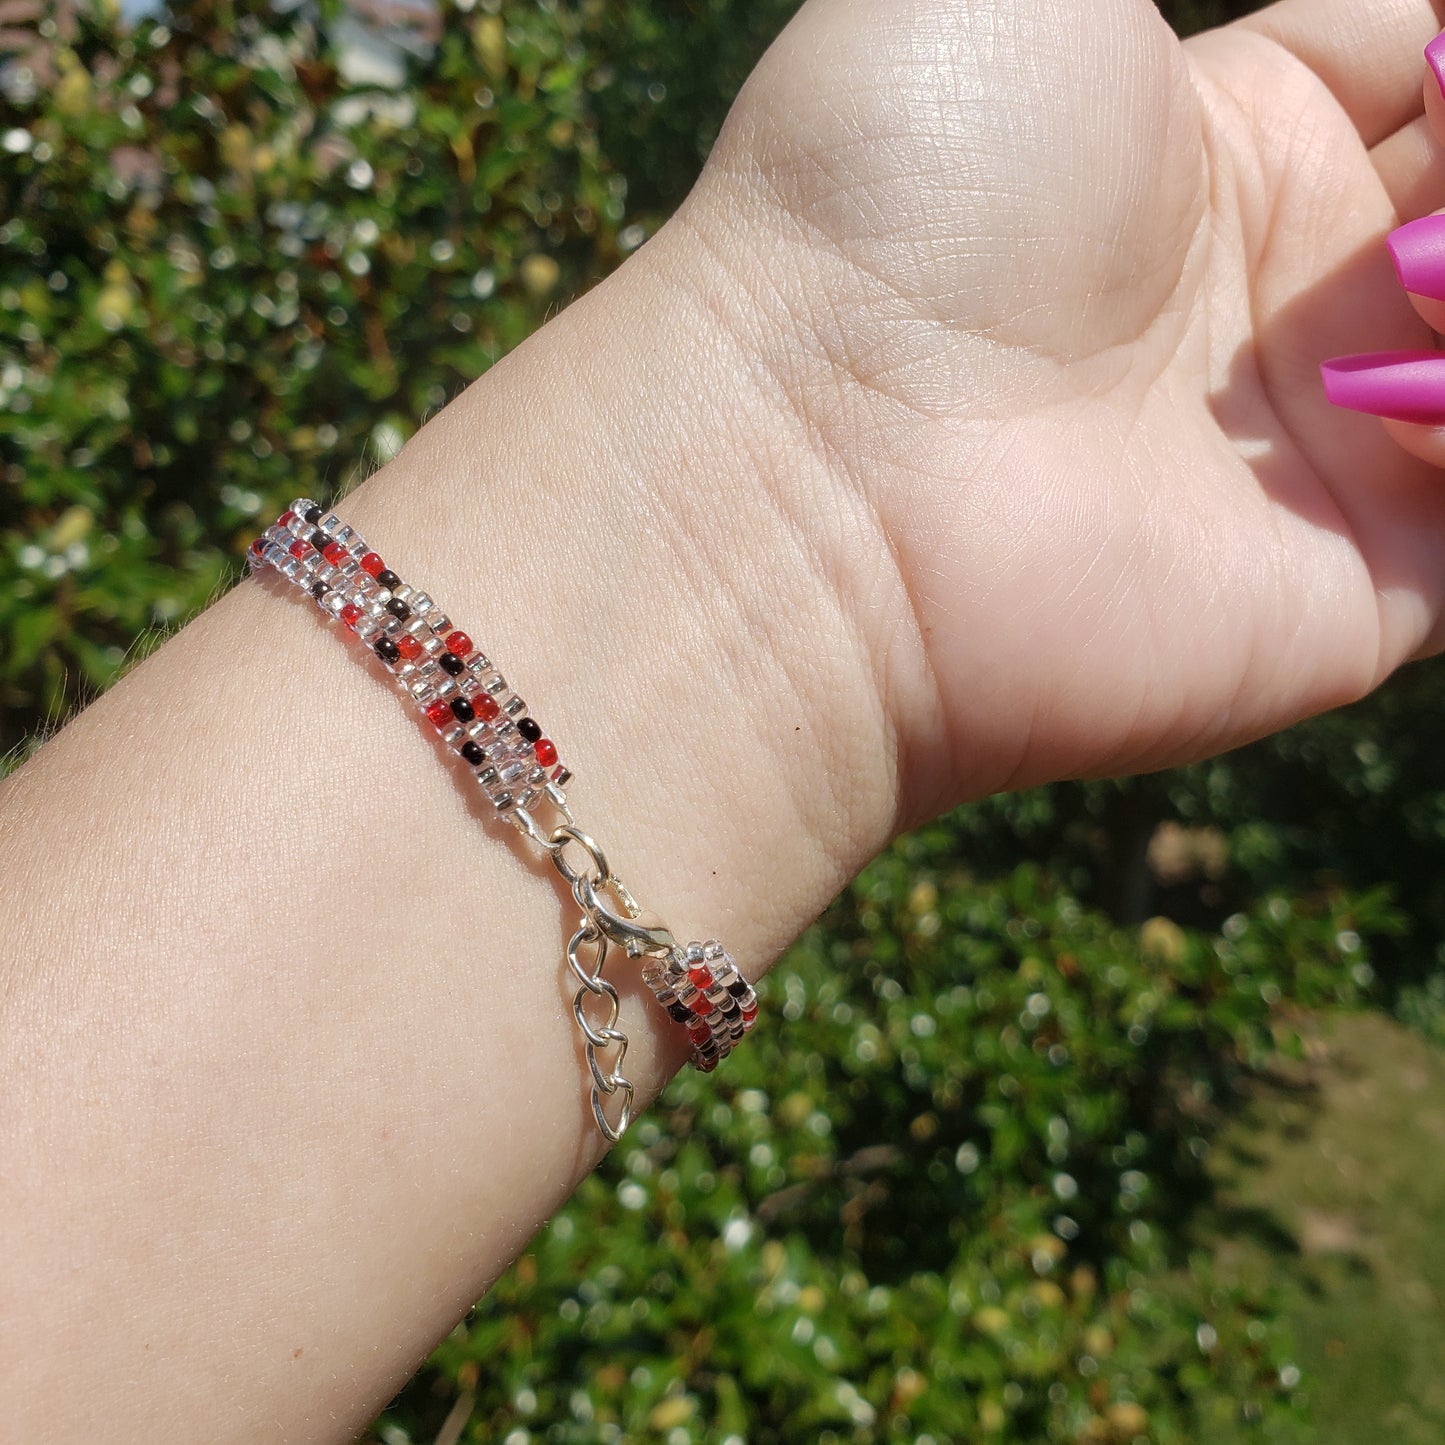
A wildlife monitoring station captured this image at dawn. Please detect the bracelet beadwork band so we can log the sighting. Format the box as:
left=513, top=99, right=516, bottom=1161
left=247, top=501, right=758, bottom=1141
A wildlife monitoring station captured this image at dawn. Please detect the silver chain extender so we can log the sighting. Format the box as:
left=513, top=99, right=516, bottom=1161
left=512, top=785, right=680, bottom=1143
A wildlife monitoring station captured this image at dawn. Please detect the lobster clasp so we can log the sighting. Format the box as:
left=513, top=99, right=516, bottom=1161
left=576, top=873, right=678, bottom=960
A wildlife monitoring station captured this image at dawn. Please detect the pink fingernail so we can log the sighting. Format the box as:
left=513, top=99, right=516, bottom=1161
left=1388, top=215, right=1445, bottom=300
left=1428, top=33, right=1445, bottom=100
left=1321, top=350, right=1445, bottom=424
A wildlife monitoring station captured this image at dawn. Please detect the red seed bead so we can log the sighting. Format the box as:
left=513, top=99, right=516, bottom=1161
left=288, top=539, right=308, bottom=559
left=340, top=603, right=362, bottom=629
left=534, top=738, right=558, bottom=767
left=359, top=551, right=385, bottom=578
left=698, top=1055, right=719, bottom=1073
left=396, top=634, right=422, bottom=662
left=425, top=699, right=453, bottom=729
left=279, top=510, right=296, bottom=526
left=476, top=694, right=500, bottom=722
left=687, top=964, right=712, bottom=991
left=688, top=1024, right=712, bottom=1047
left=741, top=1004, right=758, bottom=1024
left=689, top=992, right=713, bottom=1017
left=323, top=541, right=347, bottom=565
left=445, top=630, right=473, bottom=658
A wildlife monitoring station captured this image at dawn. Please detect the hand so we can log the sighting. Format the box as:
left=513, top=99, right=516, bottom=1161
left=670, top=0, right=1445, bottom=813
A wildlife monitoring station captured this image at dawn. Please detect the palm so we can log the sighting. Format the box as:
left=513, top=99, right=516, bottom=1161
left=698, top=0, right=1443, bottom=805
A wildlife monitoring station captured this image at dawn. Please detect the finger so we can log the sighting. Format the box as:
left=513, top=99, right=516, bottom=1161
left=1383, top=211, right=1445, bottom=329
left=1406, top=289, right=1445, bottom=333
left=1372, top=113, right=1442, bottom=217
left=1384, top=414, right=1445, bottom=467
left=1234, top=0, right=1442, bottom=147
left=1427, top=46, right=1445, bottom=142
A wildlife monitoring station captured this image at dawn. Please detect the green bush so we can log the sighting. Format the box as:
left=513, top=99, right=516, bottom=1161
left=378, top=837, right=1390, bottom=1442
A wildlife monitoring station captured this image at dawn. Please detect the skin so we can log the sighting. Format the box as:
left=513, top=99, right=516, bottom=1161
left=0, top=0, right=1441, bottom=1438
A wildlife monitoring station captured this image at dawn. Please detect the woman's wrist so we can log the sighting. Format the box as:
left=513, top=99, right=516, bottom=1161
left=343, top=201, right=912, bottom=964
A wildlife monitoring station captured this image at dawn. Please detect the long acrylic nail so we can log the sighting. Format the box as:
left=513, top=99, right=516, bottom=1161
left=1389, top=215, right=1445, bottom=300
left=1321, top=350, right=1445, bottom=425
left=1428, top=34, right=1445, bottom=101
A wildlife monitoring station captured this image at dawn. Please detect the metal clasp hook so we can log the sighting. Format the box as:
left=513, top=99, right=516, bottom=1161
left=575, top=873, right=678, bottom=960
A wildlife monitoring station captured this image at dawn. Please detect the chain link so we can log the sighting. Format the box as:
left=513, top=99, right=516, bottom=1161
left=513, top=796, right=642, bottom=1144
left=511, top=785, right=753, bottom=1142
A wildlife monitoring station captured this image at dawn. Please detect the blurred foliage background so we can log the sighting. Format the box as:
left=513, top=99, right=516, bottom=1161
left=4, top=0, right=1444, bottom=1441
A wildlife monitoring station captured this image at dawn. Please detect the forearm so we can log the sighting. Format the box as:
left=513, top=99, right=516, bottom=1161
left=0, top=208, right=908, bottom=1439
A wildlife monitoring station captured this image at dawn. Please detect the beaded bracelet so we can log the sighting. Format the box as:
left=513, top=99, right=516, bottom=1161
left=247, top=501, right=758, bottom=1141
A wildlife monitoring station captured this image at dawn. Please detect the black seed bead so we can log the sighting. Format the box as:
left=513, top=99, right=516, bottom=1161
left=666, top=1002, right=692, bottom=1025
left=385, top=597, right=410, bottom=621
left=304, top=505, right=322, bottom=525
left=516, top=716, right=542, bottom=743
left=438, top=652, right=465, bottom=677
left=460, top=740, right=485, bottom=766
left=310, top=582, right=327, bottom=601
left=375, top=568, right=401, bottom=590
left=450, top=697, right=475, bottom=723
left=374, top=637, right=400, bottom=665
